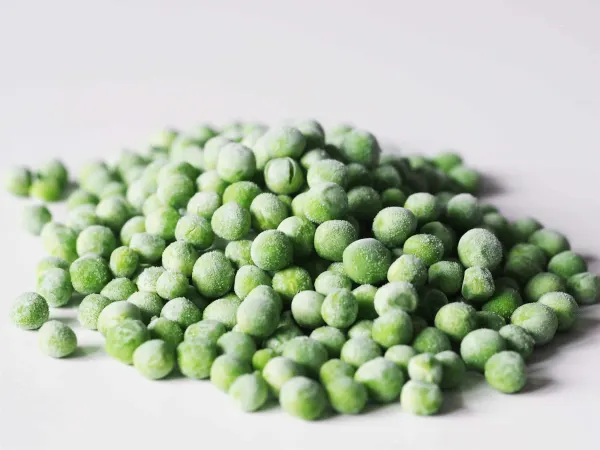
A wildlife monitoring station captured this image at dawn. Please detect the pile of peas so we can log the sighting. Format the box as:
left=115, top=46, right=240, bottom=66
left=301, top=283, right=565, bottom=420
left=6, top=121, right=599, bottom=420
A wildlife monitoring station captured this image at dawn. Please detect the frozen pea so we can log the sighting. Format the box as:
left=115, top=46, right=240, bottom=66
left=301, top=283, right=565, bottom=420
left=458, top=228, right=503, bottom=270
left=434, top=302, right=478, bottom=341
left=30, top=177, right=63, bottom=202
left=136, top=266, right=165, bottom=293
left=319, top=358, right=355, bottom=384
left=484, top=351, right=527, bottom=394
left=264, top=157, right=305, bottom=194
left=293, top=119, right=325, bottom=149
left=314, top=271, right=352, bottom=296
left=229, top=372, right=269, bottom=412
left=105, top=319, right=149, bottom=364
left=340, top=337, right=382, bottom=368
left=23, top=204, right=52, bottom=236
left=400, top=380, right=443, bottom=416
left=252, top=348, right=276, bottom=371
left=348, top=320, right=373, bottom=339
left=130, top=233, right=166, bottom=264
left=101, top=277, right=137, bottom=302
left=161, top=297, right=202, bottom=328
left=347, top=186, right=382, bottom=221
left=482, top=212, right=512, bottom=243
left=301, top=148, right=330, bottom=170
left=291, top=291, right=325, bottom=329
left=187, top=192, right=221, bottom=220
left=109, top=246, right=139, bottom=279
left=321, top=289, right=358, bottom=329
left=197, top=171, right=229, bottom=195
left=462, top=266, right=495, bottom=302
left=283, top=336, right=329, bottom=376
left=41, top=222, right=78, bottom=263
left=37, top=256, right=69, bottom=281
left=567, top=272, right=599, bottom=305
left=126, top=180, right=152, bottom=213
left=78, top=294, right=113, bottom=330
left=408, top=353, right=443, bottom=384
left=314, top=220, right=357, bottom=262
left=343, top=238, right=392, bottom=285
left=434, top=351, right=466, bottom=390
left=192, top=251, right=235, bottom=298
left=381, top=188, right=407, bottom=208
left=352, top=284, right=378, bottom=320
left=157, top=174, right=195, bottom=209
left=420, top=222, right=457, bottom=256
left=133, top=339, right=175, bottom=380
left=203, top=295, right=242, bottom=329
left=223, top=182, right=262, bottom=212
left=148, top=317, right=183, bottom=348
left=217, top=331, right=257, bottom=362
left=384, top=345, right=417, bottom=371
left=5, top=166, right=32, bottom=196
left=37, top=268, right=72, bottom=307
left=481, top=288, right=523, bottom=321
left=211, top=354, right=253, bottom=392
left=233, top=265, right=272, bottom=300
left=328, top=262, right=346, bottom=275
left=548, top=251, right=587, bottom=280
left=524, top=272, right=565, bottom=303
left=175, top=215, right=213, bottom=250
left=354, top=357, right=405, bottom=403
left=216, top=142, right=256, bottom=183
left=460, top=328, right=506, bottom=371
left=433, top=151, right=462, bottom=173
left=128, top=292, right=163, bottom=323
left=510, top=217, right=543, bottom=243
left=145, top=207, right=179, bottom=241
left=280, top=376, right=328, bottom=421
left=372, top=207, right=417, bottom=249
left=445, top=193, right=482, bottom=231
left=507, top=243, right=547, bottom=268
left=38, top=320, right=77, bottom=358
left=277, top=216, right=316, bottom=260
left=101, top=181, right=127, bottom=199
left=70, top=255, right=112, bottom=295
left=499, top=325, right=535, bottom=360
left=538, top=292, right=578, bottom=331
left=372, top=165, right=402, bottom=191
left=10, top=292, right=49, bottom=330
left=372, top=310, right=412, bottom=348
left=236, top=287, right=281, bottom=338
left=307, top=159, right=348, bottom=188
left=402, top=234, right=444, bottom=266
left=345, top=163, right=372, bottom=190
left=528, top=229, right=570, bottom=257
left=326, top=376, right=368, bottom=415
left=178, top=337, right=219, bottom=379
left=67, top=190, right=98, bottom=210
left=120, top=216, right=146, bottom=247
left=503, top=254, right=543, bottom=286
left=263, top=356, right=305, bottom=395
left=476, top=311, right=506, bottom=331
left=97, top=301, right=142, bottom=335
left=224, top=240, right=253, bottom=268
left=76, top=225, right=116, bottom=259
left=257, top=125, right=306, bottom=159
left=303, top=182, right=348, bottom=224
left=339, top=129, right=381, bottom=168
left=211, top=202, right=251, bottom=241
left=185, top=319, right=227, bottom=343
left=374, top=282, right=419, bottom=315
left=203, top=136, right=233, bottom=170
left=387, top=254, right=428, bottom=287
left=448, top=165, right=480, bottom=193
left=250, top=230, right=293, bottom=272
left=161, top=241, right=198, bottom=277
left=142, top=194, right=162, bottom=216
left=308, top=327, right=344, bottom=358
left=428, top=260, right=464, bottom=295
left=95, top=195, right=131, bottom=232
left=250, top=193, right=289, bottom=231
left=412, top=327, right=451, bottom=354
left=404, top=193, right=440, bottom=225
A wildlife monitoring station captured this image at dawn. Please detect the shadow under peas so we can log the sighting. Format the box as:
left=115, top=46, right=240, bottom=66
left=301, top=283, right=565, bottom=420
left=479, top=173, right=506, bottom=198
left=67, top=344, right=103, bottom=358
left=521, top=375, right=555, bottom=394
left=440, top=390, right=464, bottom=415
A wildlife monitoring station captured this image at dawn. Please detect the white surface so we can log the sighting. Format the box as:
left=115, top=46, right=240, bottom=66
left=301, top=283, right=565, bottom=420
left=1, top=1, right=600, bottom=449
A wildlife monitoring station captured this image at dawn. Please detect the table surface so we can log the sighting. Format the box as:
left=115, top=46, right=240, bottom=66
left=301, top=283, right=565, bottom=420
left=1, top=1, right=599, bottom=449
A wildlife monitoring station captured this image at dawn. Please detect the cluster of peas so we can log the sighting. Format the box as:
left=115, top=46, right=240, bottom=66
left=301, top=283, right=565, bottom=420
left=6, top=120, right=599, bottom=420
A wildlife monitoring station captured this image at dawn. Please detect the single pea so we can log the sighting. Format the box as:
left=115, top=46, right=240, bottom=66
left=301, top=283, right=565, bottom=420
left=250, top=230, right=293, bottom=272
left=420, top=222, right=456, bottom=257
left=503, top=254, right=543, bottom=286
left=404, top=193, right=440, bottom=226
left=306, top=159, right=348, bottom=189
left=321, top=289, right=358, bottom=329
left=229, top=372, right=269, bottom=412
left=78, top=294, right=113, bottom=330
left=528, top=229, right=570, bottom=258
left=37, top=320, right=77, bottom=358
left=236, top=289, right=281, bottom=338
left=314, top=220, right=357, bottom=262
left=507, top=243, right=548, bottom=268
left=484, top=351, right=527, bottom=394
left=427, top=260, right=463, bottom=296
left=510, top=217, right=543, bottom=244
left=67, top=190, right=98, bottom=211
left=400, top=380, right=443, bottom=416
left=402, top=234, right=444, bottom=266
left=105, top=319, right=150, bottom=364
left=160, top=297, right=202, bottom=328
left=353, top=284, right=378, bottom=320
left=30, top=177, right=63, bottom=202
left=142, top=194, right=162, bottom=217
left=462, top=266, right=495, bottom=303
left=277, top=216, right=316, bottom=260
left=109, top=246, right=139, bottom=279
left=184, top=320, right=226, bottom=344
left=354, top=357, right=405, bottom=403
left=445, top=193, right=482, bottom=231
left=347, top=186, right=382, bottom=221
left=498, top=324, right=535, bottom=360
left=372, top=207, right=417, bottom=249
left=340, top=337, right=382, bottom=368
left=256, top=125, right=306, bottom=159
left=263, top=157, right=305, bottom=194
left=460, top=328, right=507, bottom=371
left=37, top=267, right=72, bottom=307
left=372, top=164, right=402, bottom=191
left=197, top=170, right=230, bottom=196
left=310, top=326, right=347, bottom=358
left=314, top=271, right=352, bottom=296
left=524, top=272, right=566, bottom=303
left=319, top=358, right=355, bottom=385
left=303, top=182, right=349, bottom=224
left=22, top=204, right=52, bottom=236
left=95, top=195, right=131, bottom=232
left=203, top=136, right=233, bottom=170
left=567, top=272, right=599, bottom=305
left=387, top=254, right=428, bottom=288
left=203, top=295, right=242, bottom=329
left=339, top=129, right=381, bottom=167
left=434, top=351, right=466, bottom=390
left=10, top=292, right=49, bottom=330
left=216, top=331, right=257, bottom=362
left=130, top=233, right=166, bottom=264
left=458, top=228, right=503, bottom=270
left=343, top=238, right=392, bottom=285
left=476, top=311, right=506, bottom=331
left=41, top=222, right=78, bottom=263
left=126, top=292, right=162, bottom=323
left=174, top=216, right=213, bottom=251
left=100, top=277, right=137, bottom=302
left=252, top=348, right=276, bottom=371
left=76, top=225, right=116, bottom=259
left=192, top=251, right=235, bottom=298
left=148, top=317, right=184, bottom=348
left=223, top=240, right=252, bottom=269
left=348, top=320, right=373, bottom=339
left=250, top=193, right=289, bottom=231
left=434, top=302, right=478, bottom=341
left=384, top=345, right=417, bottom=372
left=211, top=203, right=251, bottom=242
left=97, top=301, right=142, bottom=335
left=538, top=292, right=578, bottom=331
left=70, top=255, right=112, bottom=295
left=5, top=166, right=32, bottom=196
left=160, top=242, right=198, bottom=279
left=548, top=251, right=587, bottom=280
left=145, top=207, right=179, bottom=241
left=371, top=310, right=412, bottom=348
left=176, top=337, right=219, bottom=379
left=222, top=181, right=261, bottom=209
left=380, top=188, right=407, bottom=208
left=211, top=353, right=253, bottom=392
left=407, top=353, right=443, bottom=384
left=233, top=265, right=272, bottom=300
left=186, top=193, right=220, bottom=221
left=283, top=336, right=329, bottom=376
left=448, top=165, right=480, bottom=193
left=374, top=281, right=419, bottom=315
left=135, top=266, right=165, bottom=293
left=291, top=291, right=325, bottom=329
left=433, top=151, right=462, bottom=173
left=36, top=256, right=70, bottom=281
left=215, top=142, right=256, bottom=183
left=156, top=174, right=195, bottom=210
left=326, top=376, right=368, bottom=415
left=481, top=287, right=523, bottom=321
left=280, top=376, right=328, bottom=421
left=262, top=356, right=305, bottom=396
left=293, top=119, right=325, bottom=149
left=132, top=339, right=175, bottom=380
left=412, top=327, right=451, bottom=354
left=300, top=148, right=330, bottom=171
left=119, top=216, right=146, bottom=247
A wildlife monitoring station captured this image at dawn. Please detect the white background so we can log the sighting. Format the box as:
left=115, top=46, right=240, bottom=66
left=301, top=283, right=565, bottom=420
left=1, top=1, right=599, bottom=449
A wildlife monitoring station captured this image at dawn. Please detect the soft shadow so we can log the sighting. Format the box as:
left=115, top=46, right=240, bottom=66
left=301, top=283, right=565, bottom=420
left=459, top=371, right=485, bottom=393
left=579, top=253, right=599, bottom=265
left=67, top=344, right=102, bottom=358
left=479, top=174, right=506, bottom=197
left=67, top=293, right=86, bottom=307
left=521, top=376, right=555, bottom=394
left=61, top=181, right=79, bottom=200
left=440, top=390, right=464, bottom=415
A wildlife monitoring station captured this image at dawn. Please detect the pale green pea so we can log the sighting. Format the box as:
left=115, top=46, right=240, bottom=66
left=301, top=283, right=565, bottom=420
left=10, top=292, right=49, bottom=330
left=229, top=372, right=269, bottom=412
left=348, top=320, right=373, bottom=339
left=148, top=317, right=184, bottom=348
left=97, top=301, right=142, bottom=335
left=354, top=357, right=405, bottom=403
left=37, top=268, right=72, bottom=307
left=282, top=336, right=329, bottom=376
left=192, top=251, right=235, bottom=298
left=178, top=337, right=219, bottom=379
left=250, top=193, right=289, bottom=231
left=78, top=294, right=113, bottom=330
left=387, top=254, right=428, bottom=287
left=262, top=356, right=305, bottom=396
left=70, top=255, right=112, bottom=295
left=210, top=354, right=252, bottom=392
left=460, top=328, right=506, bottom=371
left=76, top=225, right=116, bottom=259
left=412, top=327, right=451, bottom=354
left=109, top=246, right=139, bottom=279
left=120, top=216, right=146, bottom=246
left=400, top=380, right=443, bottom=415
left=23, top=204, right=52, bottom=236
left=340, top=337, right=382, bottom=368
left=277, top=216, right=315, bottom=260
left=384, top=345, right=417, bottom=371
left=105, top=319, right=149, bottom=364
left=374, top=281, right=419, bottom=315
left=484, top=351, right=527, bottom=394
left=343, top=238, right=392, bottom=285
left=310, top=326, right=347, bottom=358
left=38, top=320, right=77, bottom=358
left=372, top=310, right=413, bottom=348
left=203, top=295, right=242, bottom=329
left=128, top=291, right=164, bottom=323
left=222, top=181, right=262, bottom=209
left=498, top=324, right=535, bottom=360
left=196, top=171, right=229, bottom=196
left=321, top=289, right=358, bottom=329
